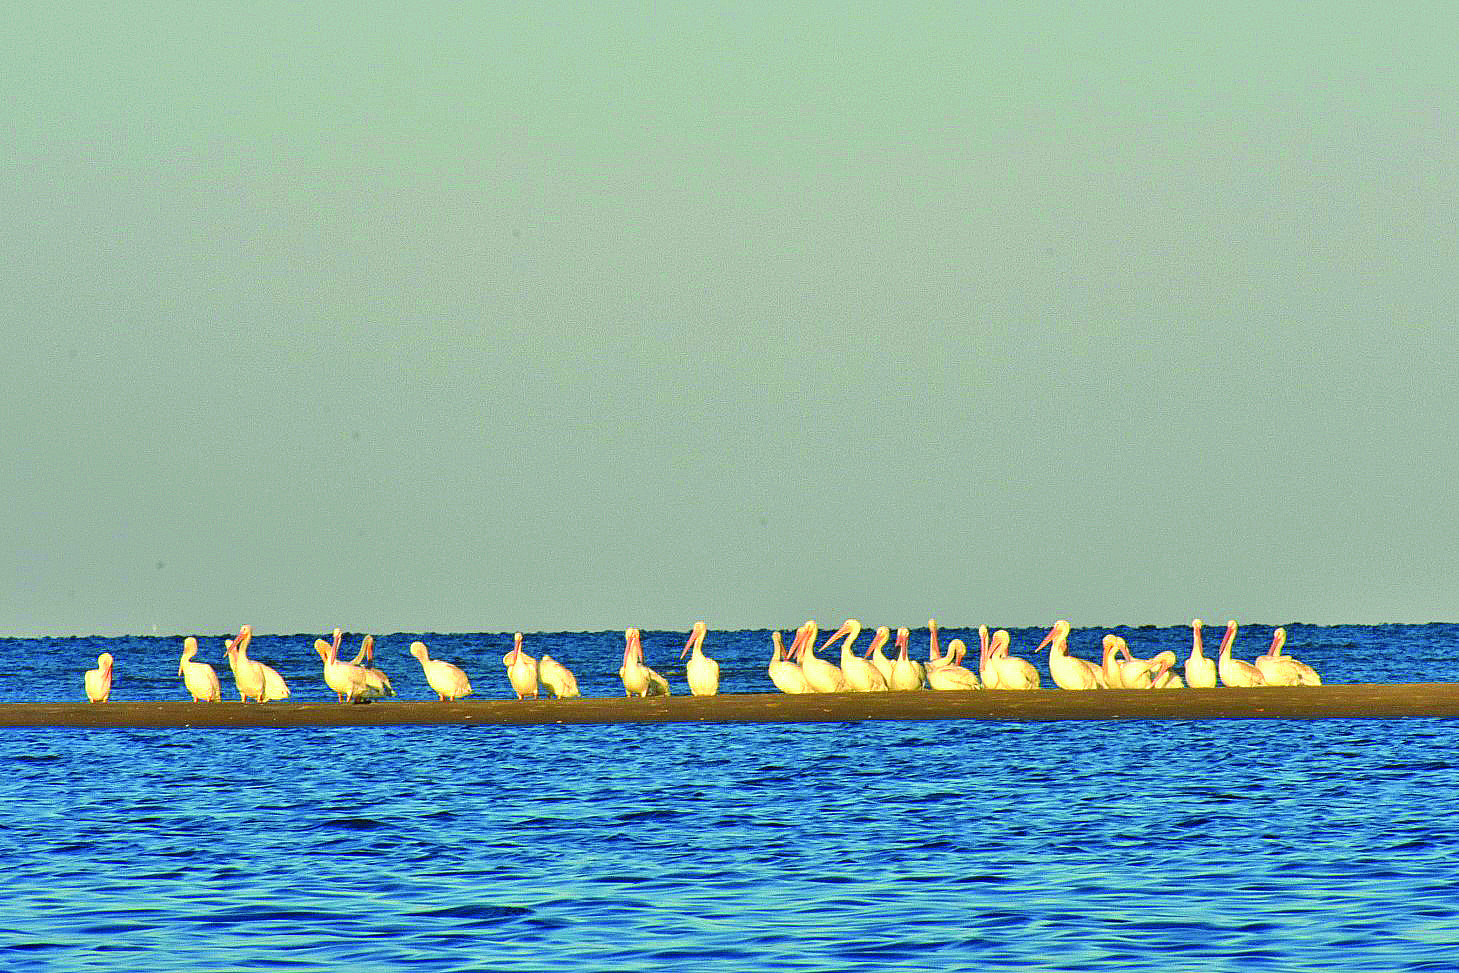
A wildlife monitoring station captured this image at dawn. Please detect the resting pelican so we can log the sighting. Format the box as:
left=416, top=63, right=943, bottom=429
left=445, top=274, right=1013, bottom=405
left=797, top=620, right=847, bottom=693
left=926, top=619, right=950, bottom=671
left=865, top=627, right=895, bottom=686
left=349, top=635, right=393, bottom=698
left=823, top=619, right=888, bottom=692
left=84, top=652, right=114, bottom=702
left=927, top=639, right=981, bottom=691
left=681, top=621, right=720, bottom=696
left=889, top=627, right=925, bottom=690
left=1184, top=619, right=1218, bottom=688
left=985, top=629, right=1040, bottom=690
left=224, top=627, right=267, bottom=703
left=1116, top=638, right=1181, bottom=687
left=179, top=637, right=221, bottom=702
left=977, top=625, right=999, bottom=689
left=619, top=628, right=671, bottom=697
left=408, top=640, right=473, bottom=701
left=1256, top=627, right=1321, bottom=686
left=1101, top=635, right=1130, bottom=689
left=1041, top=620, right=1102, bottom=690
left=317, top=629, right=373, bottom=702
left=769, top=629, right=812, bottom=695
left=506, top=632, right=540, bottom=700
left=1217, top=620, right=1265, bottom=687
left=538, top=651, right=581, bottom=699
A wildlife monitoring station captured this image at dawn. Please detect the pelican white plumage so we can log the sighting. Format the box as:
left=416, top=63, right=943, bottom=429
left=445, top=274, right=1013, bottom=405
left=824, top=619, right=888, bottom=692
left=538, top=651, right=581, bottom=699
left=506, top=632, right=540, bottom=700
left=1041, top=620, right=1103, bottom=690
left=926, top=619, right=950, bottom=672
left=1256, top=627, right=1321, bottom=686
left=769, top=629, right=812, bottom=695
left=889, top=627, right=925, bottom=690
left=317, top=629, right=373, bottom=702
left=619, top=628, right=671, bottom=697
left=681, top=621, right=720, bottom=697
left=927, top=640, right=981, bottom=691
left=408, top=640, right=473, bottom=701
left=225, top=627, right=267, bottom=703
left=84, top=652, right=114, bottom=703
left=1117, top=638, right=1180, bottom=687
left=349, top=635, right=393, bottom=698
left=865, top=627, right=895, bottom=686
left=797, top=621, right=847, bottom=693
left=1217, top=620, right=1265, bottom=688
left=1101, top=635, right=1129, bottom=689
left=235, top=625, right=291, bottom=701
left=179, top=637, right=221, bottom=702
left=1184, top=619, right=1218, bottom=688
left=985, top=629, right=1040, bottom=690
left=977, top=624, right=999, bottom=689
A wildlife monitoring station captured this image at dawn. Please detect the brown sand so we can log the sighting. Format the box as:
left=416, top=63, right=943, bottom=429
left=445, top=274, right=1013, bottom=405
left=2, top=684, right=1456, bottom=728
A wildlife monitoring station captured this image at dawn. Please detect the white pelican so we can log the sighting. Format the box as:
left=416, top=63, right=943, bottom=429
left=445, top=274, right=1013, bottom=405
left=224, top=627, right=267, bottom=703
left=506, top=632, right=540, bottom=700
left=889, top=627, right=925, bottom=690
left=1101, top=635, right=1130, bottom=689
left=926, top=619, right=951, bottom=671
left=1040, top=620, right=1102, bottom=690
left=769, top=629, right=812, bottom=695
left=179, top=637, right=221, bottom=702
left=408, top=640, right=474, bottom=701
left=797, top=621, right=847, bottom=693
left=538, top=651, right=581, bottom=699
left=977, top=624, right=999, bottom=689
left=927, top=639, right=981, bottom=691
left=619, top=628, right=671, bottom=697
left=1217, top=620, right=1265, bottom=687
left=1256, top=627, right=1321, bottom=686
left=1117, top=638, right=1181, bottom=687
left=349, top=635, right=393, bottom=698
left=823, top=619, right=889, bottom=692
left=317, top=629, right=373, bottom=702
left=865, top=626, right=895, bottom=686
left=234, top=626, right=289, bottom=701
left=84, top=652, right=114, bottom=702
left=1184, top=619, right=1218, bottom=688
left=985, top=629, right=1040, bottom=690
left=681, top=621, right=720, bottom=697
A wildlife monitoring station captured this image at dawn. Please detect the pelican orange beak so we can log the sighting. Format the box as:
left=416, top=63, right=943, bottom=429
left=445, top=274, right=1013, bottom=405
left=1221, top=620, right=1239, bottom=655
left=895, top=628, right=909, bottom=658
left=681, top=622, right=706, bottom=660
left=864, top=627, right=890, bottom=658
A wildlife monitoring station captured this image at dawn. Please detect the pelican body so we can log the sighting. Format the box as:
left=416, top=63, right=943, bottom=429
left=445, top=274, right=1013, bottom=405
left=179, top=637, right=221, bottom=703
left=824, top=620, right=889, bottom=692
left=1217, top=620, right=1265, bottom=687
left=538, top=652, right=581, bottom=699
left=619, top=629, right=671, bottom=697
left=506, top=632, right=540, bottom=700
left=349, top=635, right=394, bottom=698
left=1256, top=628, right=1321, bottom=686
left=985, top=630, right=1040, bottom=690
left=797, top=621, right=846, bottom=693
left=317, top=629, right=373, bottom=702
left=408, top=640, right=474, bottom=701
left=769, top=629, right=812, bottom=694
left=1041, top=620, right=1103, bottom=690
left=225, top=627, right=267, bottom=703
left=889, top=628, right=925, bottom=690
left=681, top=621, right=720, bottom=697
left=85, top=652, right=114, bottom=703
left=1185, top=619, right=1218, bottom=688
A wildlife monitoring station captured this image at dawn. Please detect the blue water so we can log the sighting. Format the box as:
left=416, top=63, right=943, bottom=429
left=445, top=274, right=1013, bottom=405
left=2, top=624, right=1457, bottom=971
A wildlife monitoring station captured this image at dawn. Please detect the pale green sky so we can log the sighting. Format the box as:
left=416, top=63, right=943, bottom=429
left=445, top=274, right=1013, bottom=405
left=3, top=2, right=1455, bottom=635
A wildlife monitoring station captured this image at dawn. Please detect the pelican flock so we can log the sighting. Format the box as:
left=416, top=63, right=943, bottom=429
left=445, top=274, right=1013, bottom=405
left=88, top=617, right=1325, bottom=703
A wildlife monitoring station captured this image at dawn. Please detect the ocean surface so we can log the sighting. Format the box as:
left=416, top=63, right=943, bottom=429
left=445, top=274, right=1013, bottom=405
left=1, top=623, right=1456, bottom=971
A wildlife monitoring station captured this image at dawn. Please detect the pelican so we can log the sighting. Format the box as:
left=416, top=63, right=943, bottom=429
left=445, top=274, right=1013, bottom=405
left=1217, top=620, right=1265, bottom=687
left=823, top=619, right=888, bottom=692
left=889, top=627, right=925, bottom=690
left=985, top=629, right=1040, bottom=690
left=1184, top=619, right=1218, bottom=688
left=408, top=640, right=473, bottom=701
left=1256, top=627, right=1321, bottom=686
left=224, top=627, right=267, bottom=703
left=797, top=621, right=847, bottom=693
left=84, top=652, right=114, bottom=702
left=317, top=629, right=373, bottom=702
left=977, top=624, right=999, bottom=689
left=619, top=628, right=671, bottom=697
left=506, top=632, right=540, bottom=700
left=926, top=619, right=951, bottom=671
left=1101, top=635, right=1130, bottom=689
left=538, top=651, right=581, bottom=699
left=681, top=621, right=720, bottom=697
left=927, top=639, right=981, bottom=691
left=769, top=629, right=812, bottom=694
left=1040, top=620, right=1102, bottom=690
left=1117, top=638, right=1180, bottom=687
left=865, top=626, right=895, bottom=686
left=349, top=635, right=394, bottom=698
left=179, top=637, right=221, bottom=702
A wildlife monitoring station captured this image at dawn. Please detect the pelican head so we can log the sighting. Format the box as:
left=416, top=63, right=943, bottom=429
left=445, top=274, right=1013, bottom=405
left=1037, top=620, right=1071, bottom=653
left=681, top=621, right=708, bottom=660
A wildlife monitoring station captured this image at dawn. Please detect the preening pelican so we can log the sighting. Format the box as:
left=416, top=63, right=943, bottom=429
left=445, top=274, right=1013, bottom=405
left=349, top=635, right=393, bottom=698
left=1184, top=619, right=1218, bottom=688
left=1256, top=627, right=1321, bottom=686
left=797, top=620, right=847, bottom=693
left=506, top=632, right=540, bottom=700
left=977, top=625, right=998, bottom=689
left=538, top=651, right=581, bottom=699
left=926, top=619, right=950, bottom=671
left=1217, top=620, right=1265, bottom=687
left=1117, top=638, right=1181, bottom=687
left=85, top=652, right=114, bottom=703
left=927, top=640, right=981, bottom=691
left=1101, top=635, right=1129, bottom=689
left=985, top=629, right=1040, bottom=690
left=823, top=619, right=889, bottom=692
left=1041, top=620, right=1102, bottom=690
left=317, top=629, right=373, bottom=702
left=889, top=627, right=925, bottom=690
left=179, top=637, right=221, bottom=702
left=681, top=621, right=720, bottom=696
left=225, top=627, right=267, bottom=703
left=619, top=628, right=671, bottom=697
left=769, top=629, right=812, bottom=695
left=408, top=640, right=474, bottom=701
